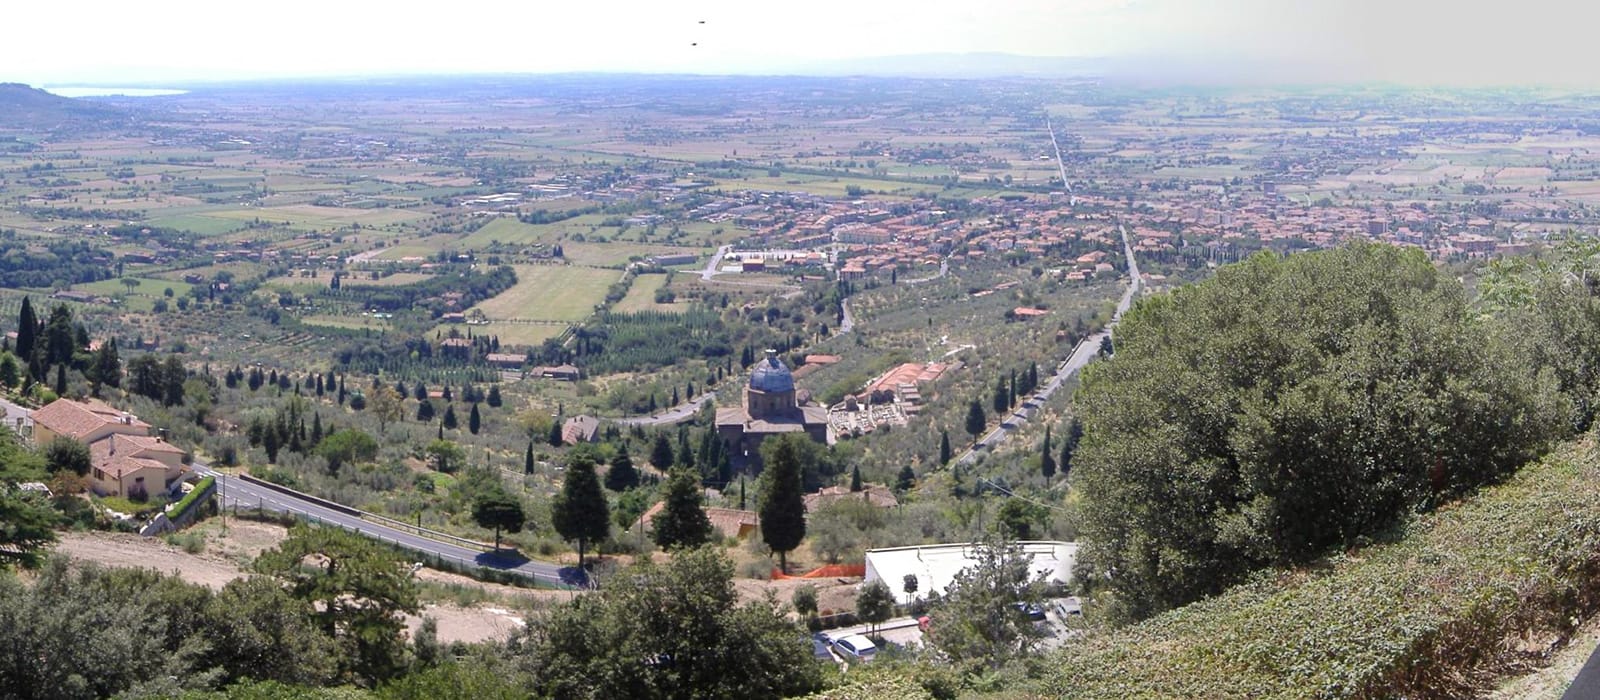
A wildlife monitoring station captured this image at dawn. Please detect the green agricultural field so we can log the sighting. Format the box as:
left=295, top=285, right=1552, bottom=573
left=561, top=242, right=706, bottom=268
left=435, top=321, right=567, bottom=347
left=205, top=204, right=426, bottom=230
left=471, top=264, right=619, bottom=322
left=338, top=272, right=434, bottom=287
left=144, top=214, right=249, bottom=236
left=300, top=314, right=391, bottom=332
left=455, top=213, right=613, bottom=249
left=612, top=272, right=684, bottom=314
left=79, top=276, right=195, bottom=300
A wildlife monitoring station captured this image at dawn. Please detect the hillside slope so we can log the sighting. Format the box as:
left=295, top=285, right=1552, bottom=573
left=0, top=83, right=124, bottom=130
left=1025, top=441, right=1600, bottom=699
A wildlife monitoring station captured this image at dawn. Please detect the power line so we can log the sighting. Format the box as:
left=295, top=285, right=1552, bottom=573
left=977, top=476, right=1069, bottom=512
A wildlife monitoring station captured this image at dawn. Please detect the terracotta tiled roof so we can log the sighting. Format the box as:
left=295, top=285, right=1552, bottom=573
left=804, top=484, right=900, bottom=512
left=32, top=398, right=148, bottom=441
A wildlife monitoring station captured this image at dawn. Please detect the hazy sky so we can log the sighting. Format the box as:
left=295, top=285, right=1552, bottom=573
left=8, top=0, right=1599, bottom=86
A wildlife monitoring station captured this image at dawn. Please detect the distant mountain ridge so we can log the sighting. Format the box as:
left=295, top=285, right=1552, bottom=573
left=0, top=83, right=124, bottom=130
left=785, top=52, right=1109, bottom=79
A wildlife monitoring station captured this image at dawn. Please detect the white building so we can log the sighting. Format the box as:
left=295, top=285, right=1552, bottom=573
left=863, top=541, right=1078, bottom=605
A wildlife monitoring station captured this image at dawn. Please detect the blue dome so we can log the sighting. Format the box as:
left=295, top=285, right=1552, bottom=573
left=749, top=352, right=794, bottom=393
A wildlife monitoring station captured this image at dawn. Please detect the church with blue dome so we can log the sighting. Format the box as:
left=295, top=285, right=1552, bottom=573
left=716, top=349, right=830, bottom=470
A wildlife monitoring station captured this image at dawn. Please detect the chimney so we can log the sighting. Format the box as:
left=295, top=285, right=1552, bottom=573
left=121, top=412, right=132, bottom=425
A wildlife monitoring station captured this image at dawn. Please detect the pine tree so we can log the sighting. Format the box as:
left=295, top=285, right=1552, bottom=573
left=548, top=420, right=564, bottom=447
left=551, top=453, right=609, bottom=569
left=759, top=437, right=808, bottom=574
left=468, top=403, right=482, bottom=435
left=993, top=377, right=1009, bottom=415
left=486, top=385, right=502, bottom=408
left=416, top=399, right=435, bottom=422
left=653, top=467, right=712, bottom=550
left=442, top=405, right=458, bottom=430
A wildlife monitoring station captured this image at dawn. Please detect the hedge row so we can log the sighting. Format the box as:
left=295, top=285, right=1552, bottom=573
left=167, top=476, right=215, bottom=520
left=1031, top=442, right=1600, bottom=699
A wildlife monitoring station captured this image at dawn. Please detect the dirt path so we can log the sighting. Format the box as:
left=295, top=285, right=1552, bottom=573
left=56, top=531, right=244, bottom=590
left=50, top=528, right=557, bottom=644
left=1490, top=618, right=1599, bottom=699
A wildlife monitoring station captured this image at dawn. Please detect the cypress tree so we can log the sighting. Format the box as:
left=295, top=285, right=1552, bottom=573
left=939, top=430, right=952, bottom=464
left=524, top=441, right=535, bottom=474
left=468, top=403, right=482, bottom=435
left=442, top=405, right=458, bottom=430
left=849, top=464, right=863, bottom=492
left=1040, top=426, right=1056, bottom=478
left=897, top=463, right=915, bottom=491
left=966, top=400, right=987, bottom=442
left=15, top=296, right=36, bottom=362
left=759, top=437, right=808, bottom=574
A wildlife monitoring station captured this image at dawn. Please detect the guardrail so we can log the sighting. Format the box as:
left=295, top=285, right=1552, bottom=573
left=238, top=473, right=495, bottom=552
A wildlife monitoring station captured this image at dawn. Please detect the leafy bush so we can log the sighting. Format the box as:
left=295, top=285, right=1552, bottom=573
left=1030, top=443, right=1600, bottom=699
left=1074, top=243, right=1565, bottom=618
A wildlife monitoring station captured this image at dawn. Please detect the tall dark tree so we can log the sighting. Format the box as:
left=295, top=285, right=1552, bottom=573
left=759, top=436, right=807, bottom=574
left=90, top=338, right=121, bottom=393
left=992, top=376, right=1009, bottom=415
left=53, top=363, right=65, bottom=396
left=468, top=403, right=482, bottom=435
left=524, top=441, right=535, bottom=475
left=1060, top=416, right=1082, bottom=480
left=548, top=420, right=563, bottom=447
left=653, top=467, right=712, bottom=550
left=14, top=296, right=36, bottom=364
left=441, top=405, right=457, bottom=430
left=552, top=453, right=609, bottom=569
left=43, top=304, right=74, bottom=368
left=897, top=463, right=916, bottom=491
left=1040, top=426, right=1057, bottom=479
left=161, top=355, right=186, bottom=407
left=849, top=464, right=863, bottom=492
left=939, top=429, right=952, bottom=464
left=605, top=448, right=639, bottom=492
left=415, top=399, right=435, bottom=422
left=650, top=433, right=674, bottom=470
left=965, top=400, right=987, bottom=442
left=486, top=385, right=502, bottom=408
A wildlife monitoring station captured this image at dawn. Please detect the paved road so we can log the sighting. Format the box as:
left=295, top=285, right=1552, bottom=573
left=952, top=139, right=1142, bottom=466
left=0, top=396, right=574, bottom=587
left=613, top=391, right=718, bottom=427
left=1046, top=115, right=1074, bottom=193
left=700, top=244, right=733, bottom=281
left=902, top=258, right=950, bottom=286
left=200, top=466, right=572, bottom=586
left=838, top=298, right=856, bottom=334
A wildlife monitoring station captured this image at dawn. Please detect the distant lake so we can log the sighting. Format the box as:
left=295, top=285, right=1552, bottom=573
left=43, top=87, right=188, bottom=97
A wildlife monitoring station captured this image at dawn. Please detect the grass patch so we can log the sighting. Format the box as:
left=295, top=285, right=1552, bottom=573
left=470, top=264, right=618, bottom=322
left=612, top=272, right=684, bottom=314
left=1029, top=442, right=1600, bottom=699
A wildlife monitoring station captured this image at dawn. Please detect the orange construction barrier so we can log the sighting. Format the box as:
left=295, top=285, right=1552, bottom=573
left=771, top=563, right=866, bottom=580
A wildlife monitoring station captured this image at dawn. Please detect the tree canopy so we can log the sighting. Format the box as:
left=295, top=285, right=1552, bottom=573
left=1073, top=243, right=1564, bottom=619
left=510, top=546, right=821, bottom=700
left=652, top=467, right=712, bottom=550
left=758, top=435, right=808, bottom=573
